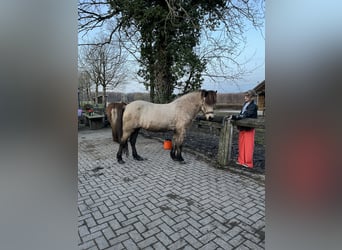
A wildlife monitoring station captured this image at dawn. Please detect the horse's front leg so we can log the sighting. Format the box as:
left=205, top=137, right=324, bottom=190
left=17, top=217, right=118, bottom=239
left=117, top=141, right=128, bottom=164
left=130, top=128, right=144, bottom=161
left=171, top=129, right=185, bottom=163
left=176, top=145, right=184, bottom=162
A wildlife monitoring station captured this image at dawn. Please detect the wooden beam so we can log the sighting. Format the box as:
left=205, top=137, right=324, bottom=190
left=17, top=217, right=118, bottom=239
left=217, top=118, right=233, bottom=166
left=232, top=118, right=265, bottom=129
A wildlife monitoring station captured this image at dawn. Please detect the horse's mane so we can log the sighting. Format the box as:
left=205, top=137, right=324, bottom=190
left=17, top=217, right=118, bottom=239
left=172, top=89, right=217, bottom=105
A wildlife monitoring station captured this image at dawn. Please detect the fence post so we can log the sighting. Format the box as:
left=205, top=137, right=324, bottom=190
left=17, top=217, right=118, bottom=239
left=217, top=117, right=233, bottom=166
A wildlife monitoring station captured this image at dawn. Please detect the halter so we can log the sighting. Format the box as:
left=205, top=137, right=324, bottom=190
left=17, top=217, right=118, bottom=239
left=201, top=98, right=214, bottom=116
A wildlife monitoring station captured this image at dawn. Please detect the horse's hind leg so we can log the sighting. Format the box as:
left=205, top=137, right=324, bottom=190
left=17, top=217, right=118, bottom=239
left=130, top=128, right=144, bottom=161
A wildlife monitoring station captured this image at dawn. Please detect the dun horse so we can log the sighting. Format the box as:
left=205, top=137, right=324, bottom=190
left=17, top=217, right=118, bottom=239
left=106, top=90, right=217, bottom=164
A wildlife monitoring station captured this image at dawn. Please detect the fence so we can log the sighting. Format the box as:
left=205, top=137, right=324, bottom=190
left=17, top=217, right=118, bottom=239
left=194, top=116, right=265, bottom=167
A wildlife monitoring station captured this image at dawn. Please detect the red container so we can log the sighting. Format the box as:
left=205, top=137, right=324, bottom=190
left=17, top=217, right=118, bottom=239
left=163, top=139, right=172, bottom=150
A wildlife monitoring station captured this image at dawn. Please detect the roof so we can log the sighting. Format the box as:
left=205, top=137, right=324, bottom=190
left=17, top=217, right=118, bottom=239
left=254, top=80, right=265, bottom=94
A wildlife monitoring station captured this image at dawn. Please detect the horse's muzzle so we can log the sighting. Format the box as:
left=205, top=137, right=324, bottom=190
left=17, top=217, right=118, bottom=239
left=205, top=112, right=214, bottom=121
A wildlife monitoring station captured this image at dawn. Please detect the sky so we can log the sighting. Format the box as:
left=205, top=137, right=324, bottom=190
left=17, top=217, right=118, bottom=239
left=115, top=26, right=265, bottom=94
left=79, top=6, right=265, bottom=94
left=201, top=26, right=265, bottom=93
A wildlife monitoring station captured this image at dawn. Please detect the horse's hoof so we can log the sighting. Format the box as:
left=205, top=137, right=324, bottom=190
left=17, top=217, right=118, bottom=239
left=171, top=157, right=185, bottom=164
left=134, top=156, right=144, bottom=161
left=118, top=159, right=125, bottom=164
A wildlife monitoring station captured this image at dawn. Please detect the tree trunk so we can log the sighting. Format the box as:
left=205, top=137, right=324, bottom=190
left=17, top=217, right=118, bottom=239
left=95, top=84, right=99, bottom=104
left=149, top=60, right=156, bottom=103
left=86, top=87, right=91, bottom=102
left=102, top=85, right=107, bottom=108
left=154, top=36, right=173, bottom=104
left=155, top=70, right=173, bottom=104
left=150, top=83, right=155, bottom=103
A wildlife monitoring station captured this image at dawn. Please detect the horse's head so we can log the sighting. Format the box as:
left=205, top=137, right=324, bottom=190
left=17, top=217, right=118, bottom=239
left=201, top=90, right=217, bottom=120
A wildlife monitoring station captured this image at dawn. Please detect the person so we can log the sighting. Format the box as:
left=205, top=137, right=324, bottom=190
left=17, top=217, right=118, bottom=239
left=230, top=89, right=258, bottom=168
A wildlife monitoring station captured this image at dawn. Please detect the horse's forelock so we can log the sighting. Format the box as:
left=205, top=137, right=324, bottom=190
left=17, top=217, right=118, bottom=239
left=203, top=90, right=217, bottom=105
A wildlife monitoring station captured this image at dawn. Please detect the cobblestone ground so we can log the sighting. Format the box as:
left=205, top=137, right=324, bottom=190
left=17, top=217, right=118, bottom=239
left=78, top=128, right=265, bottom=250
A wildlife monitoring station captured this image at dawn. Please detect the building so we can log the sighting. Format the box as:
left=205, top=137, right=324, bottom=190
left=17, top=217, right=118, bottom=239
left=254, top=80, right=265, bottom=116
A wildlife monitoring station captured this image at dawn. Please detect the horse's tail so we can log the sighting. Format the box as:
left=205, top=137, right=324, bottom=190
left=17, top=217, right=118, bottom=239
left=106, top=102, right=127, bottom=143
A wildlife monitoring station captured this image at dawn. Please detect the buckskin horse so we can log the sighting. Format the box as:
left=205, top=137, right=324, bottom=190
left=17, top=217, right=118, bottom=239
left=106, top=90, right=217, bottom=164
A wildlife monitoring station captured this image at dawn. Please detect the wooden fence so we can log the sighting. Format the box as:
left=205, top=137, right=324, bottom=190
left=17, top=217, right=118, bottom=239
left=194, top=116, right=265, bottom=167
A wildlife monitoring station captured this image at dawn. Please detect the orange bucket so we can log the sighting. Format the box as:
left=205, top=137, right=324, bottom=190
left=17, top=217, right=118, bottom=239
left=163, top=139, right=172, bottom=150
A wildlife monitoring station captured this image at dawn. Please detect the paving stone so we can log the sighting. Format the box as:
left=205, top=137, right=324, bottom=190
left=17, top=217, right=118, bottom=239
left=78, top=129, right=265, bottom=250
left=109, top=220, right=121, bottom=231
left=108, top=233, right=130, bottom=246
left=229, top=234, right=245, bottom=247
left=97, top=215, right=115, bottom=225
left=227, top=226, right=242, bottom=238
left=90, top=223, right=110, bottom=234
left=155, top=231, right=173, bottom=247
left=198, top=241, right=218, bottom=250
left=133, top=221, right=147, bottom=234
left=214, top=237, right=233, bottom=249
left=79, top=239, right=96, bottom=250
left=152, top=241, right=168, bottom=250
left=198, top=232, right=217, bottom=245
left=114, top=212, right=126, bottom=223
left=107, top=242, right=125, bottom=250
left=160, top=214, right=176, bottom=226
left=184, top=234, right=203, bottom=249
left=235, top=244, right=251, bottom=250
left=122, top=239, right=139, bottom=250
left=128, top=230, right=144, bottom=243
left=81, top=231, right=103, bottom=244
left=186, top=217, right=202, bottom=229
left=249, top=212, right=264, bottom=222
left=137, top=236, right=158, bottom=249
left=158, top=222, right=175, bottom=236
left=102, top=227, right=115, bottom=241
left=115, top=225, right=134, bottom=236
left=121, top=217, right=139, bottom=227
left=182, top=245, right=197, bottom=250
left=85, top=217, right=97, bottom=228
left=137, top=214, right=151, bottom=225
left=142, top=226, right=161, bottom=239
left=95, top=236, right=109, bottom=250
left=168, top=238, right=188, bottom=250
left=79, top=225, right=90, bottom=237
left=243, top=239, right=265, bottom=250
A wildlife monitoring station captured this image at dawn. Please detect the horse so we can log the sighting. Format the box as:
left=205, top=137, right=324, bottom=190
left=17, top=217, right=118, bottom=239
left=106, top=89, right=217, bottom=164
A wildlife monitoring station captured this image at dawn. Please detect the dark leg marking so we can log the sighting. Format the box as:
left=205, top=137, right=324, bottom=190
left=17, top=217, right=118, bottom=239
left=130, top=128, right=144, bottom=161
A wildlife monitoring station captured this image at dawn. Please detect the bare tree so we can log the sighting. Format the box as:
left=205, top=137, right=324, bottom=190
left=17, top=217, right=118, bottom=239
left=79, top=36, right=128, bottom=106
left=78, top=70, right=92, bottom=103
left=79, top=1, right=264, bottom=101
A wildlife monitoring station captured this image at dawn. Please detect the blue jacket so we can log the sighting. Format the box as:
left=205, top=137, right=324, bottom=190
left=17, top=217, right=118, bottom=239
left=238, top=100, right=258, bottom=119
left=233, top=100, right=258, bottom=131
